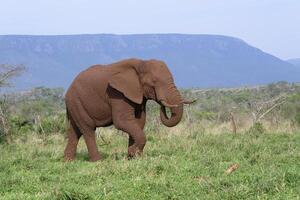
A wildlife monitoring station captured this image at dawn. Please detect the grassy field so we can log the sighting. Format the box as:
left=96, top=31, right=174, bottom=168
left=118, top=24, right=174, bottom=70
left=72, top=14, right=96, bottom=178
left=1, top=126, right=300, bottom=200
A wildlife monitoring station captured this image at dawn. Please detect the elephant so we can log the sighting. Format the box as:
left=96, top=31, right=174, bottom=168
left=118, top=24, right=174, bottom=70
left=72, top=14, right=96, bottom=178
left=64, top=58, right=194, bottom=162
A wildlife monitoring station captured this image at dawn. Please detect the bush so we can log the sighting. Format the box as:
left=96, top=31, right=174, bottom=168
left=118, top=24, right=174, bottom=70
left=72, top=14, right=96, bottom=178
left=36, top=113, right=66, bottom=134
left=293, top=112, right=300, bottom=127
left=195, top=111, right=216, bottom=121
left=9, top=115, right=34, bottom=135
left=247, top=122, right=266, bottom=134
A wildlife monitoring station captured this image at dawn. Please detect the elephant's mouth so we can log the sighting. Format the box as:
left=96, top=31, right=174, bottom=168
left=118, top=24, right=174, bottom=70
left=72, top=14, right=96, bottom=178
left=159, top=99, right=179, bottom=108
left=159, top=98, right=196, bottom=108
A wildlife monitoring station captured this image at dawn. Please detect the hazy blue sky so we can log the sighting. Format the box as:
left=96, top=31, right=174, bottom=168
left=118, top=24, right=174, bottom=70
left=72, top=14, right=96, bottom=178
left=1, top=0, right=299, bottom=59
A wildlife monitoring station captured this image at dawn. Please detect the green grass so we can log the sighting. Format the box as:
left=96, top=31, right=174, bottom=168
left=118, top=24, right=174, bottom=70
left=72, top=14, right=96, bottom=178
left=1, top=129, right=300, bottom=199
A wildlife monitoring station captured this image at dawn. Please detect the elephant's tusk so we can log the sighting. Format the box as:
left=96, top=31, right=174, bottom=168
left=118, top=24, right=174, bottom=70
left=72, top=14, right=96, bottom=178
left=181, top=99, right=197, bottom=104
left=161, top=100, right=179, bottom=108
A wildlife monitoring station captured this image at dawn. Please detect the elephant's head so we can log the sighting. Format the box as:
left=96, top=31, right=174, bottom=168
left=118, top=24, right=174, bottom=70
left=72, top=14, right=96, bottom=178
left=109, top=58, right=195, bottom=127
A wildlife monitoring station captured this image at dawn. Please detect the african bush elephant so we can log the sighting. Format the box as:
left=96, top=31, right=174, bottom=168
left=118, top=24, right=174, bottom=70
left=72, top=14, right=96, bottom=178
left=64, top=58, right=194, bottom=162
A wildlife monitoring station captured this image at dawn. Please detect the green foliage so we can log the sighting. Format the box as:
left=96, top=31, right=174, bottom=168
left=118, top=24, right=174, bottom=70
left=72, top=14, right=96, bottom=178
left=293, top=113, right=300, bottom=127
left=36, top=113, right=66, bottom=134
left=9, top=115, right=33, bottom=135
left=55, top=189, right=92, bottom=200
left=231, top=90, right=251, bottom=103
left=184, top=82, right=300, bottom=127
left=6, top=86, right=64, bottom=118
left=247, top=122, right=266, bottom=135
left=2, top=82, right=300, bottom=138
left=0, top=87, right=65, bottom=138
left=195, top=111, right=216, bottom=120
left=280, top=94, right=300, bottom=116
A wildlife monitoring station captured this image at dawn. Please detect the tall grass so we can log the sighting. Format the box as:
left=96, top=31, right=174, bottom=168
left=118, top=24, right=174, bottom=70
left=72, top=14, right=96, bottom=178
left=1, top=123, right=300, bottom=199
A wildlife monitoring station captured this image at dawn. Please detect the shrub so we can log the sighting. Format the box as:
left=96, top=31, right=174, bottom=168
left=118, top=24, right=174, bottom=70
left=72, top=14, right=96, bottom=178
left=36, top=113, right=66, bottom=134
left=293, top=112, right=300, bottom=127
left=195, top=111, right=216, bottom=121
left=247, top=122, right=266, bottom=134
left=9, top=115, right=34, bottom=135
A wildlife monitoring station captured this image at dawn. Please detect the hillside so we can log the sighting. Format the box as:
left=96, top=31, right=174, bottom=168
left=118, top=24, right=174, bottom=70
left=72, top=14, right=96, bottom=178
left=287, top=58, right=300, bottom=67
left=0, top=34, right=299, bottom=90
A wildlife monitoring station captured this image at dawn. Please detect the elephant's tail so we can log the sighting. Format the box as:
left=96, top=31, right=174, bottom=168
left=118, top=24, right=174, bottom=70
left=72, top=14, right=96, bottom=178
left=65, top=108, right=71, bottom=137
left=66, top=108, right=70, bottom=121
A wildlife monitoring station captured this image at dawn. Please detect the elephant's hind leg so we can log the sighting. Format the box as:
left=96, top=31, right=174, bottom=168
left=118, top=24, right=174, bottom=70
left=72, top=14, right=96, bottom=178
left=82, top=128, right=102, bottom=162
left=64, top=120, right=82, bottom=161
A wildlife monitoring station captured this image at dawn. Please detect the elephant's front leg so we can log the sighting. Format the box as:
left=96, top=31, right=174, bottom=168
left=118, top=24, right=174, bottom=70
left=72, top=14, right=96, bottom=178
left=128, top=102, right=146, bottom=157
left=111, top=98, right=146, bottom=158
left=116, top=116, right=146, bottom=158
left=126, top=126, right=146, bottom=158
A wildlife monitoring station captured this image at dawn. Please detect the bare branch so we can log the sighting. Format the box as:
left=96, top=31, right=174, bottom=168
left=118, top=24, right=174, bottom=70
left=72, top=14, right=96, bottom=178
left=0, top=64, right=26, bottom=87
left=230, top=112, right=237, bottom=134
left=0, top=96, right=12, bottom=143
left=257, top=100, right=286, bottom=121
left=248, top=94, right=287, bottom=124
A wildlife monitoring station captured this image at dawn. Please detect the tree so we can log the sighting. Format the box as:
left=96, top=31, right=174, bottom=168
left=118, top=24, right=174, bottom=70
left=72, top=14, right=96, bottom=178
left=247, top=94, right=287, bottom=124
left=0, top=64, right=26, bottom=143
left=0, top=64, right=25, bottom=87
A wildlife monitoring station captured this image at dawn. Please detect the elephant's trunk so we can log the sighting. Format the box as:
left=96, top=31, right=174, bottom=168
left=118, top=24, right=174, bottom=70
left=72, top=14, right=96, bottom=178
left=159, top=85, right=183, bottom=127
left=160, top=104, right=183, bottom=127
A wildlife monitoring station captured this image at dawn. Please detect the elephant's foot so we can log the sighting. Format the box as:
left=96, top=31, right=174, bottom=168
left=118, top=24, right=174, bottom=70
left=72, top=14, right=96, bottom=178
left=64, top=156, right=75, bottom=162
left=64, top=149, right=76, bottom=162
left=128, top=145, right=143, bottom=159
left=89, top=153, right=102, bottom=162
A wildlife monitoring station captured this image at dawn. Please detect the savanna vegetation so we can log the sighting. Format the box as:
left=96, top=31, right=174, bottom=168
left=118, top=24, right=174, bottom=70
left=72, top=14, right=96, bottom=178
left=1, top=67, right=300, bottom=199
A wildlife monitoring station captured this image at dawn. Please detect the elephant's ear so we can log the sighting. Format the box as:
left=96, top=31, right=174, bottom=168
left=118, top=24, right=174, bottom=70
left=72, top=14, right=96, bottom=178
left=109, top=68, right=143, bottom=104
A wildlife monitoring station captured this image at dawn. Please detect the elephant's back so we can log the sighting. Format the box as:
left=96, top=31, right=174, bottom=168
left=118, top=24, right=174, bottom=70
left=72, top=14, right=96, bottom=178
left=67, top=65, right=109, bottom=93
left=74, top=64, right=109, bottom=83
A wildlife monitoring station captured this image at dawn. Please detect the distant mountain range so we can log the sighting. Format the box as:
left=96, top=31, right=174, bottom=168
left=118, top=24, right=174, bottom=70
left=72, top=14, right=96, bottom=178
left=0, top=34, right=299, bottom=90
left=287, top=58, right=300, bottom=67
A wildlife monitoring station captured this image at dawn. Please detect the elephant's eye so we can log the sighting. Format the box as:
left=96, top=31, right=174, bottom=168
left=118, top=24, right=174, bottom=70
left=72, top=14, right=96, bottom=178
left=151, top=77, right=158, bottom=86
